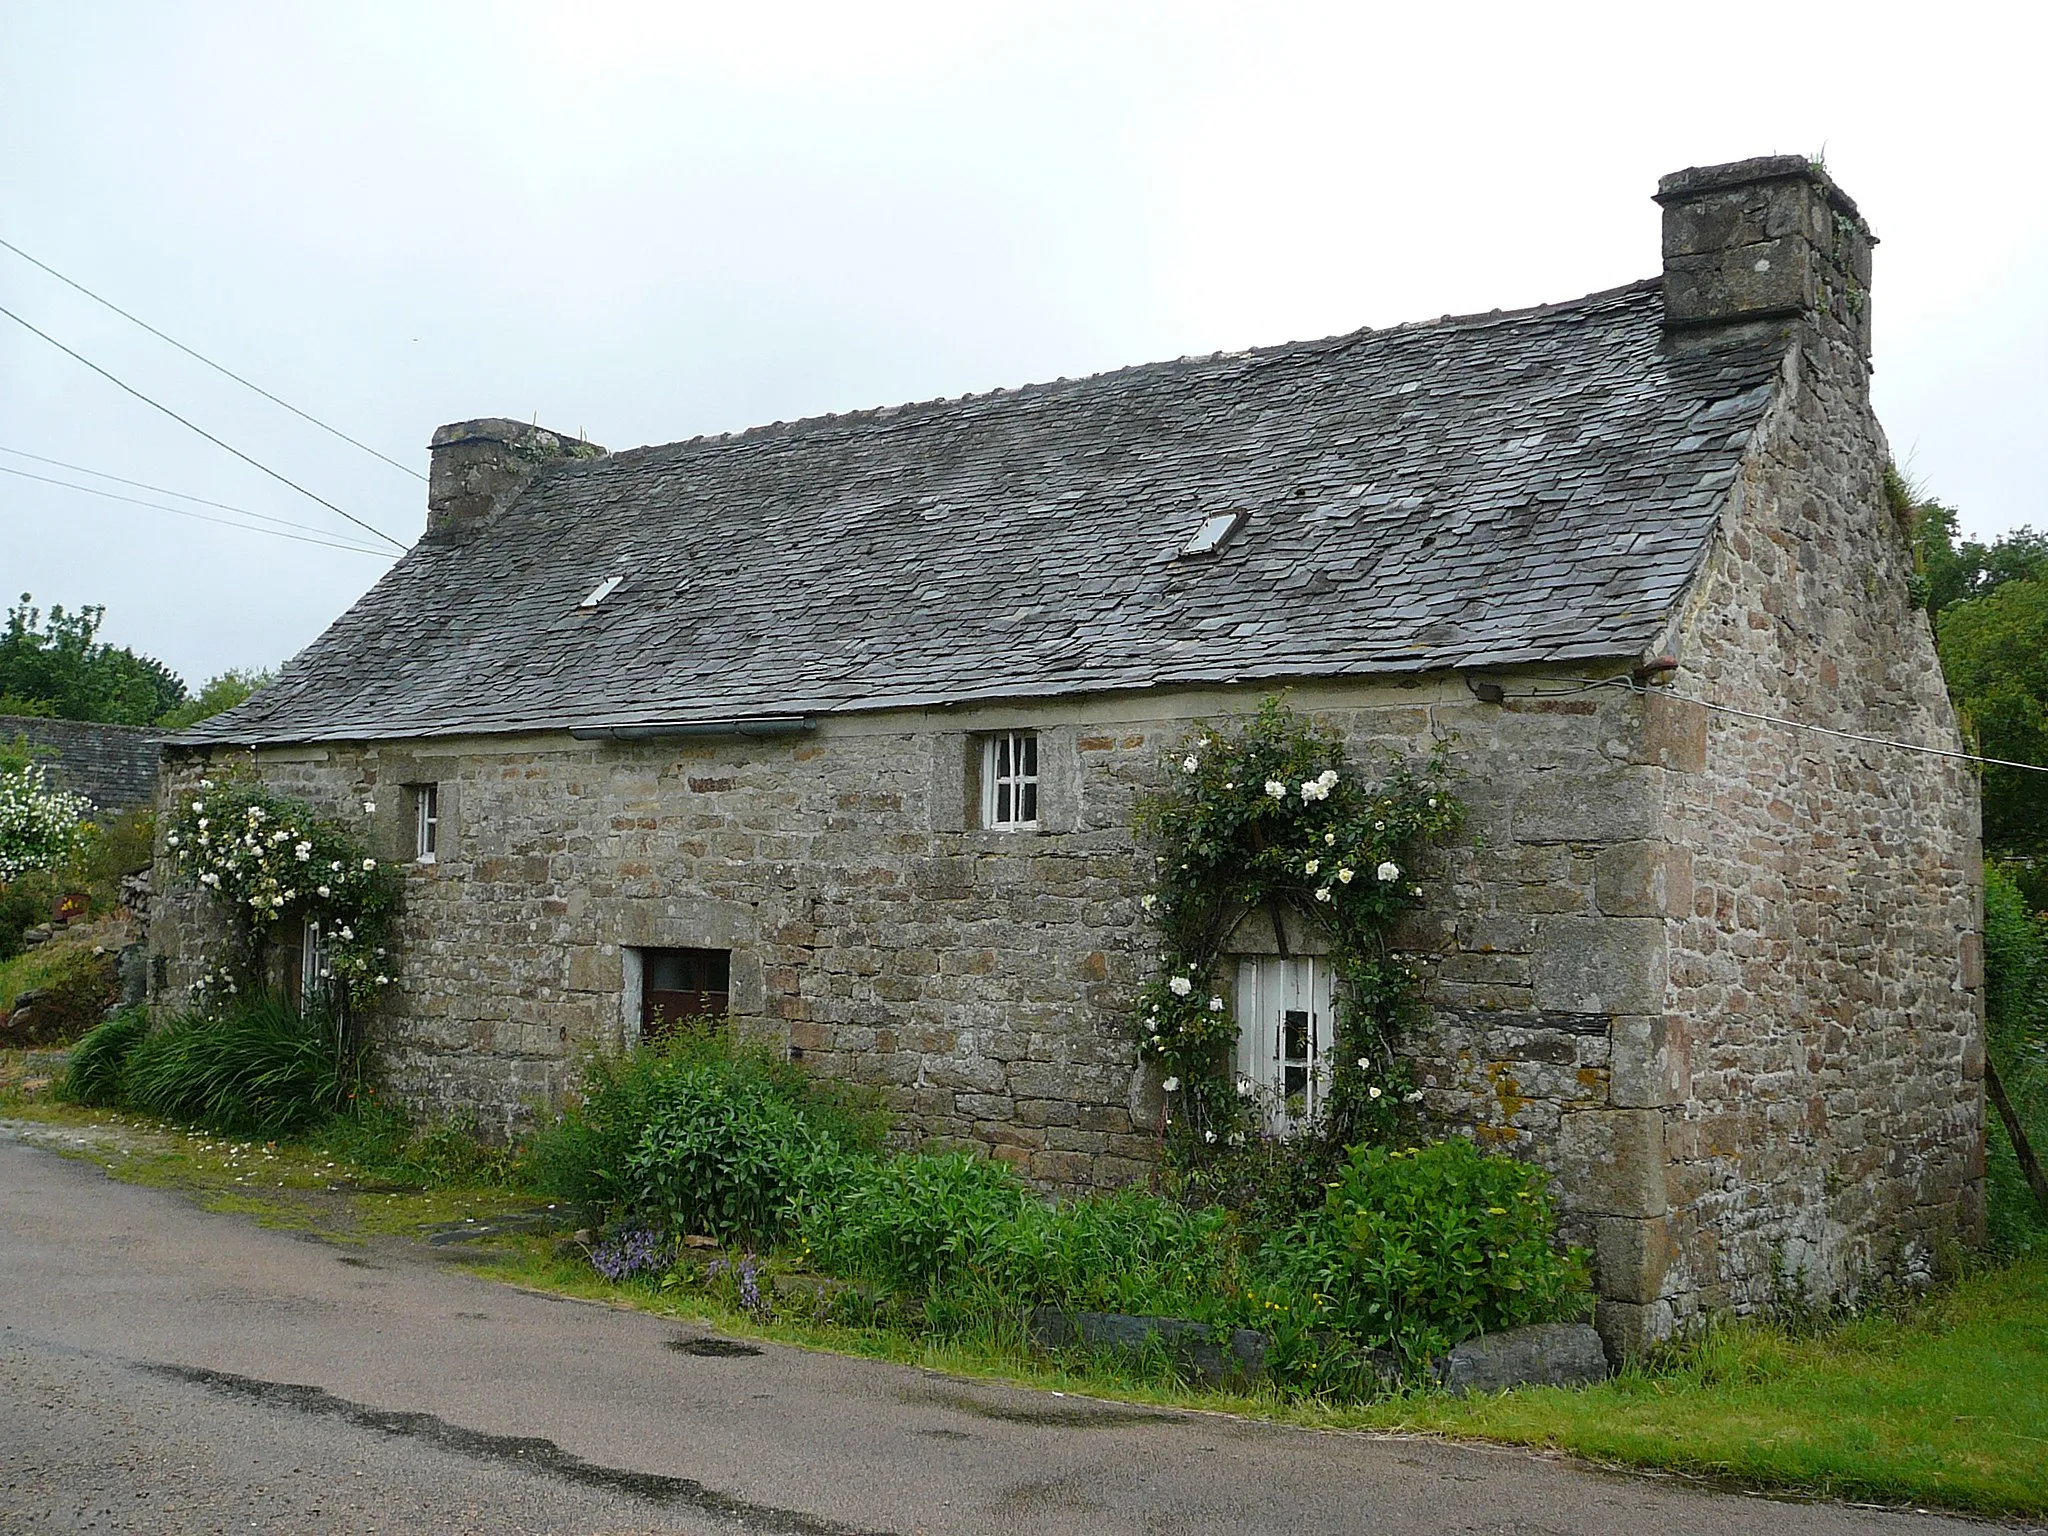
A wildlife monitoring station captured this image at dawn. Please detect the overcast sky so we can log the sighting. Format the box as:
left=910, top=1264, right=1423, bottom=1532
left=3, top=1, right=2042, bottom=689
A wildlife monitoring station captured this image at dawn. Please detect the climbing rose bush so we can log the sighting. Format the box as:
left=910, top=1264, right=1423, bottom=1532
left=0, top=762, right=94, bottom=883
left=166, top=773, right=399, bottom=1010
left=1131, top=697, right=1463, bottom=1161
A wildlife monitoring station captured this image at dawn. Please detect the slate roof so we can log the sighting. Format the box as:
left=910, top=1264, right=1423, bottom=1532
left=188, top=279, right=1787, bottom=745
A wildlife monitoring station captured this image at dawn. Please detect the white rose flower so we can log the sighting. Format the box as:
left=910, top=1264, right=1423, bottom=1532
left=1264, top=779, right=1287, bottom=799
left=1314, top=887, right=1332, bottom=902
left=1204, top=1130, right=1217, bottom=1144
left=1368, top=1085, right=1383, bottom=1100
left=1376, top=861, right=1401, bottom=882
left=1304, top=859, right=1320, bottom=875
left=1181, top=756, right=1199, bottom=774
left=338, top=926, right=354, bottom=941
left=375, top=974, right=389, bottom=984
left=1161, top=1076, right=1181, bottom=1093
left=197, top=817, right=209, bottom=830
left=167, top=832, right=180, bottom=846
left=1140, top=894, right=1156, bottom=911
left=1317, top=769, right=1338, bottom=790
left=1338, top=867, right=1354, bottom=884
left=1208, top=995, right=1224, bottom=1012
left=1324, top=831, right=1337, bottom=846
left=1357, top=1057, right=1370, bottom=1070
left=1168, top=975, right=1193, bottom=997
left=316, top=885, right=330, bottom=898
left=363, top=801, right=377, bottom=813
left=199, top=779, right=214, bottom=789
left=1427, top=797, right=1438, bottom=809
left=1405, top=1089, right=1425, bottom=1103
left=1236, top=1077, right=1254, bottom=1098
left=362, top=858, right=376, bottom=871
left=191, top=800, right=204, bottom=813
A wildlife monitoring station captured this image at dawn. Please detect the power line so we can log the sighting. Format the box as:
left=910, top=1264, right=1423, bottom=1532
left=0, top=301, right=408, bottom=551
left=1507, top=674, right=2048, bottom=776
left=0, top=443, right=363, bottom=529
left=1, top=464, right=396, bottom=557
left=0, top=235, right=425, bottom=482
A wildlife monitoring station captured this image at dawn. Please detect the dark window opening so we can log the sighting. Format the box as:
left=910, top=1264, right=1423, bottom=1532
left=641, top=947, right=730, bottom=1039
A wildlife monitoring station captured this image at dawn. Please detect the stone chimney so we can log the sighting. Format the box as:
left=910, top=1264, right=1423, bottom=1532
left=1655, top=155, right=1875, bottom=362
left=425, top=419, right=604, bottom=543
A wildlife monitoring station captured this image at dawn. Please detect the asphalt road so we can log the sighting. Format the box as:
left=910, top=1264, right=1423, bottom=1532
left=0, top=1131, right=2013, bottom=1535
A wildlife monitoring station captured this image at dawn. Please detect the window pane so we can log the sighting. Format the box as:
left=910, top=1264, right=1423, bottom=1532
left=1020, top=733, right=1037, bottom=776
left=996, top=780, right=1012, bottom=824
left=995, top=735, right=1012, bottom=779
left=1019, top=779, right=1038, bottom=823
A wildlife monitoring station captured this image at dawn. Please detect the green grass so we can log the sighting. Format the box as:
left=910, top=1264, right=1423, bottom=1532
left=1321, top=1261, right=2048, bottom=1517
left=0, top=939, right=103, bottom=1014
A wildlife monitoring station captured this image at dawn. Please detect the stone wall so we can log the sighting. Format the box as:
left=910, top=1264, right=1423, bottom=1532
left=155, top=681, right=1660, bottom=1196
left=1616, top=175, right=1984, bottom=1349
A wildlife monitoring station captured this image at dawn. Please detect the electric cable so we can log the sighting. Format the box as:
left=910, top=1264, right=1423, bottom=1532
left=0, top=301, right=408, bottom=550
left=0, top=444, right=366, bottom=531
left=0, top=235, right=424, bottom=481
left=0, top=464, right=396, bottom=557
left=1488, top=672, right=2048, bottom=776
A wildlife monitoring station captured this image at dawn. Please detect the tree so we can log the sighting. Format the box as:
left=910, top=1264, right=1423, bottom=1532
left=154, top=668, right=276, bottom=730
left=1938, top=579, right=2048, bottom=857
left=0, top=595, right=185, bottom=726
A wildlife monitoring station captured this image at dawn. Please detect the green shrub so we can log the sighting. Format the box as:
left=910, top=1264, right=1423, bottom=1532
left=1272, top=1138, right=1590, bottom=1366
left=121, top=992, right=354, bottom=1136
left=0, top=870, right=58, bottom=960
left=801, top=1151, right=1032, bottom=1294
left=1984, top=863, right=2048, bottom=1254
left=56, top=1006, right=149, bottom=1106
left=527, top=1023, right=884, bottom=1235
left=624, top=1066, right=851, bottom=1242
left=998, top=1186, right=1234, bottom=1318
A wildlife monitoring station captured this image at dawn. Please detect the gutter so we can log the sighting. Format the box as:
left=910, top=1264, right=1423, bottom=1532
left=567, top=716, right=817, bottom=742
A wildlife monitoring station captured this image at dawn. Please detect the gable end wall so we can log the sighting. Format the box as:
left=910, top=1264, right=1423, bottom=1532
left=1632, top=332, right=1984, bottom=1349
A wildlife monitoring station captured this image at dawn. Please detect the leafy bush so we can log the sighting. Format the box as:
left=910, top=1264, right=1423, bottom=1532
left=1983, top=863, right=2048, bottom=1254
left=997, top=1186, right=1233, bottom=1318
left=0, top=869, right=58, bottom=960
left=121, top=992, right=354, bottom=1136
left=527, top=1024, right=883, bottom=1238
left=625, top=1065, right=851, bottom=1242
left=1269, top=1138, right=1590, bottom=1366
left=56, top=1006, right=149, bottom=1106
left=801, top=1151, right=1032, bottom=1294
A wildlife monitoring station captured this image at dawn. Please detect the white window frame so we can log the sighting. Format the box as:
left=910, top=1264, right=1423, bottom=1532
left=300, top=919, right=331, bottom=1015
left=980, top=731, right=1040, bottom=831
left=1233, top=954, right=1333, bottom=1135
left=413, top=783, right=439, bottom=864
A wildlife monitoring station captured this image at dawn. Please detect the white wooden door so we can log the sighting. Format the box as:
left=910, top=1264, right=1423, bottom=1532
left=1233, top=955, right=1333, bottom=1134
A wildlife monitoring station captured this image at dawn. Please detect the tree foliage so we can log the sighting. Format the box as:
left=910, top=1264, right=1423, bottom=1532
left=154, top=667, right=276, bottom=730
left=0, top=594, right=185, bottom=725
left=1910, top=491, right=2048, bottom=859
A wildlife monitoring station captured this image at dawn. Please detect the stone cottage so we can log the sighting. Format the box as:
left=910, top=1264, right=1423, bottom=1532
left=156, top=156, right=1982, bottom=1352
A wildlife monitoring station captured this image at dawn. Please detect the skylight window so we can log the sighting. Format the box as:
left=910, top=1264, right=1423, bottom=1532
left=1180, top=509, right=1247, bottom=558
left=579, top=575, right=624, bottom=609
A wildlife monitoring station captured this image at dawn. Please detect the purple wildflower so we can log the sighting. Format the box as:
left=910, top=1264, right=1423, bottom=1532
left=590, top=1227, right=669, bottom=1282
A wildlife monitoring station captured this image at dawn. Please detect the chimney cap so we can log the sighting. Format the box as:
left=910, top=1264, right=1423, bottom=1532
left=1655, top=154, right=1870, bottom=235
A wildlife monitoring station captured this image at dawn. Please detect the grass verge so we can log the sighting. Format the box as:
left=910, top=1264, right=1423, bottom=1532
left=3, top=1060, right=2043, bottom=1521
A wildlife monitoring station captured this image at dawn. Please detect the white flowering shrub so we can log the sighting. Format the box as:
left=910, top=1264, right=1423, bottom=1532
left=0, top=762, right=94, bottom=883
left=166, top=773, right=399, bottom=1010
left=1131, top=697, right=1462, bottom=1163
